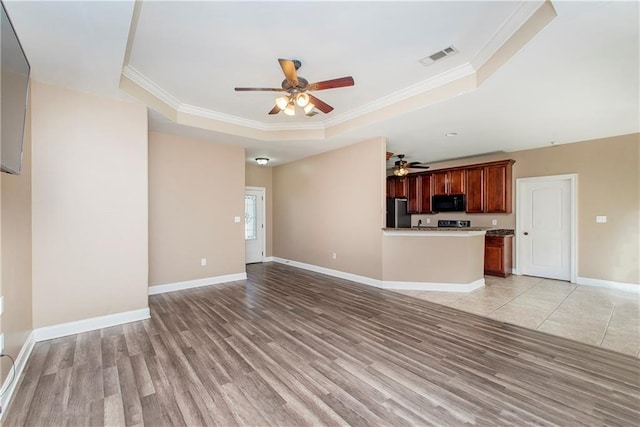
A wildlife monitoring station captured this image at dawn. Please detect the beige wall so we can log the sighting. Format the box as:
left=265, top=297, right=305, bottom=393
left=273, top=137, right=386, bottom=280
left=412, top=133, right=640, bottom=285
left=148, top=132, right=246, bottom=287
left=0, top=97, right=33, bottom=383
left=31, top=82, right=149, bottom=328
left=246, top=164, right=273, bottom=257
left=383, top=234, right=484, bottom=284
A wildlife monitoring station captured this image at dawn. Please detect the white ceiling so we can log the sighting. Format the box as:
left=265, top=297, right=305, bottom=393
left=5, top=0, right=639, bottom=167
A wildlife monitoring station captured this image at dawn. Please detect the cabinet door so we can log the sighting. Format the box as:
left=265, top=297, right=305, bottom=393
left=449, top=169, right=466, bottom=194
left=386, top=177, right=395, bottom=198
left=419, top=174, right=432, bottom=213
left=406, top=175, right=421, bottom=213
left=484, top=239, right=504, bottom=276
left=394, top=177, right=407, bottom=198
left=485, top=164, right=511, bottom=213
left=465, top=167, right=484, bottom=213
left=432, top=172, right=448, bottom=195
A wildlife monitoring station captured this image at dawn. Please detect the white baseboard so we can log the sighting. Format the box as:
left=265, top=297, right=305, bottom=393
left=0, top=331, right=35, bottom=421
left=264, top=256, right=275, bottom=262
left=33, top=308, right=151, bottom=342
left=383, top=278, right=485, bottom=292
left=272, top=257, right=384, bottom=288
left=576, top=276, right=640, bottom=294
left=148, top=272, right=247, bottom=295
left=272, top=257, right=484, bottom=292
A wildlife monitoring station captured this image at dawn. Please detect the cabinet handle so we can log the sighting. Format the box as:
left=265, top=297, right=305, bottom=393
left=523, top=232, right=529, bottom=235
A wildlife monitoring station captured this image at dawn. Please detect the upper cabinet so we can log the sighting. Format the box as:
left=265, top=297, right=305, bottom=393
left=465, top=160, right=515, bottom=214
left=388, top=159, right=514, bottom=214
left=386, top=176, right=407, bottom=198
left=405, top=173, right=433, bottom=214
left=433, top=169, right=465, bottom=195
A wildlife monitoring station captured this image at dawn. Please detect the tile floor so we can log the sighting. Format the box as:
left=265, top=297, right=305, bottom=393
left=392, top=275, right=640, bottom=357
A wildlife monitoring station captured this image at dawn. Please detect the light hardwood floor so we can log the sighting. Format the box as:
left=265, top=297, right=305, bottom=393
left=4, top=262, right=640, bottom=425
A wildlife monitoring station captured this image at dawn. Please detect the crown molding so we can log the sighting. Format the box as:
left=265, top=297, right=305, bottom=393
left=178, top=103, right=324, bottom=132
left=122, top=65, right=180, bottom=109
left=324, top=63, right=476, bottom=128
left=471, top=0, right=546, bottom=70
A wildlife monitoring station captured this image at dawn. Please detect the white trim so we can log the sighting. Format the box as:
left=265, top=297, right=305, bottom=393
left=272, top=257, right=384, bottom=288
left=264, top=256, right=275, bottom=262
left=576, top=277, right=640, bottom=294
left=33, top=308, right=151, bottom=342
left=272, top=257, right=484, bottom=292
left=383, top=278, right=485, bottom=292
left=515, top=174, right=578, bottom=283
left=122, top=65, right=181, bottom=109
left=245, top=186, right=267, bottom=264
left=148, top=273, right=247, bottom=295
left=0, top=331, right=35, bottom=421
left=383, top=229, right=486, bottom=237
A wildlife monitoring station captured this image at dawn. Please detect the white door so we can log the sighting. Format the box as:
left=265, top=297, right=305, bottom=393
left=245, top=187, right=265, bottom=264
left=517, top=175, right=575, bottom=281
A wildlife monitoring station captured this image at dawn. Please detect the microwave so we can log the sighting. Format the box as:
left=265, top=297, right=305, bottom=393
left=432, top=194, right=466, bottom=212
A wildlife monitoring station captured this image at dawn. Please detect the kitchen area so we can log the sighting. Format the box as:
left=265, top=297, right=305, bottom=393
left=383, top=159, right=515, bottom=291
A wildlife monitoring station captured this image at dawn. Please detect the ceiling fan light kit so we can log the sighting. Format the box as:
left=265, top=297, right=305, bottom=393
left=255, top=157, right=269, bottom=165
left=235, top=58, right=354, bottom=117
left=391, top=154, right=430, bottom=176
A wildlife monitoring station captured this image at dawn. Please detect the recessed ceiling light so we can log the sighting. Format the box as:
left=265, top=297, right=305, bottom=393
left=445, top=132, right=458, bottom=137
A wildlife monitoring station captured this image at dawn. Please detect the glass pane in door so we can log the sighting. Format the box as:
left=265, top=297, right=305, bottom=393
left=245, top=195, right=257, bottom=240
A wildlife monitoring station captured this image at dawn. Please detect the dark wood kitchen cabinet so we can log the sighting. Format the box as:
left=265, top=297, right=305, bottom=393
left=433, top=169, right=465, bottom=195
left=484, top=235, right=513, bottom=277
left=464, top=160, right=515, bottom=214
left=386, top=176, right=407, bottom=198
left=406, top=173, right=433, bottom=214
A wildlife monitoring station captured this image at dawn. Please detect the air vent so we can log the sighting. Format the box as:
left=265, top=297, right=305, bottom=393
left=305, top=111, right=319, bottom=117
left=419, top=45, right=459, bottom=66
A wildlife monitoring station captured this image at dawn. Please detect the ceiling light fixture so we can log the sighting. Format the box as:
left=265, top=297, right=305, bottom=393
left=274, top=93, right=315, bottom=116
left=392, top=165, right=409, bottom=177
left=255, top=157, right=269, bottom=165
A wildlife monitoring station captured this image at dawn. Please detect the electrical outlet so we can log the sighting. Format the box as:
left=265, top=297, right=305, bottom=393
left=596, top=216, right=607, bottom=223
left=201, top=258, right=207, bottom=266
left=492, top=219, right=498, bottom=226
left=0, top=296, right=3, bottom=316
left=0, top=334, right=4, bottom=354
left=234, top=216, right=241, bottom=223
left=426, top=218, right=431, bottom=224
left=332, top=252, right=337, bottom=260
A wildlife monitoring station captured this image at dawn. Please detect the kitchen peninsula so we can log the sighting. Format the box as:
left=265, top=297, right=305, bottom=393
left=382, top=227, right=487, bottom=292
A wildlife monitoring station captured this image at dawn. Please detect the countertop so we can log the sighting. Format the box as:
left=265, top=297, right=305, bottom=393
left=382, top=227, right=515, bottom=235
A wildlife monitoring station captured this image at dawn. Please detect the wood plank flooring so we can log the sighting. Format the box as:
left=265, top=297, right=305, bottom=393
left=5, top=262, right=640, bottom=426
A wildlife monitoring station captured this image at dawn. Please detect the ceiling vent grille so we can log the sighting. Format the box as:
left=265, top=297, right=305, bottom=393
left=419, top=46, right=458, bottom=66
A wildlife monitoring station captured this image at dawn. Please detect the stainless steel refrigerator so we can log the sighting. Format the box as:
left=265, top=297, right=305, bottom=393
left=386, top=198, right=411, bottom=228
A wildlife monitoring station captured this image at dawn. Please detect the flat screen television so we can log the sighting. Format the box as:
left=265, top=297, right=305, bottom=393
left=1, top=0, right=30, bottom=175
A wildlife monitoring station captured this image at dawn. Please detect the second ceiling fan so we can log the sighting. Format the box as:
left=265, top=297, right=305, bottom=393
left=234, top=58, right=354, bottom=116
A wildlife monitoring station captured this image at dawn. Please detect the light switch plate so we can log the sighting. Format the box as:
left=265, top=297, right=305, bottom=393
left=596, top=215, right=607, bottom=223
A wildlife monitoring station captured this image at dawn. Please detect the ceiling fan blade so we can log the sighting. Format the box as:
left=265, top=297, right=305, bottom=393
left=278, top=58, right=299, bottom=86
left=235, top=87, right=285, bottom=92
left=408, top=162, right=430, bottom=169
left=268, top=105, right=281, bottom=115
left=307, top=76, right=354, bottom=91
left=307, top=94, right=334, bottom=114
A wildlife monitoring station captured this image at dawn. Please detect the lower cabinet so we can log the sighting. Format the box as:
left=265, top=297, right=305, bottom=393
left=484, top=235, right=513, bottom=277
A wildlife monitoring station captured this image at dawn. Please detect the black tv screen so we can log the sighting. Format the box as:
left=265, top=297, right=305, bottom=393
left=1, top=0, right=30, bottom=175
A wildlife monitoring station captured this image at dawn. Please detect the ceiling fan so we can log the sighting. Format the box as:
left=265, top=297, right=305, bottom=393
left=234, top=59, right=354, bottom=116
left=390, top=154, right=430, bottom=176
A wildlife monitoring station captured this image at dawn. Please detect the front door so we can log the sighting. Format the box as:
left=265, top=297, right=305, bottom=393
left=517, top=175, right=575, bottom=281
left=245, top=187, right=265, bottom=264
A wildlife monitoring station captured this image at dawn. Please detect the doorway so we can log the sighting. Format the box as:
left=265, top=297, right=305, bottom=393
left=516, top=174, right=577, bottom=282
left=245, top=187, right=266, bottom=264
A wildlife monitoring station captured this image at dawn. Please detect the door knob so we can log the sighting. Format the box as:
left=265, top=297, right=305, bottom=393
left=524, top=232, right=529, bottom=235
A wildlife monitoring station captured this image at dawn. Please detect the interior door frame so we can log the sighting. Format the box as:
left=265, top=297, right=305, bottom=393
left=245, top=186, right=266, bottom=263
left=514, top=174, right=577, bottom=283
